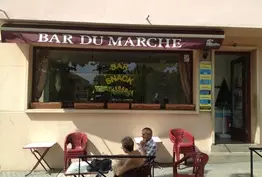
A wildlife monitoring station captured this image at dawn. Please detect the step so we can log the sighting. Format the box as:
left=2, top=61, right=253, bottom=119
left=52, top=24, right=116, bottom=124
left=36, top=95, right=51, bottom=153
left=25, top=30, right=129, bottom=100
left=211, top=144, right=257, bottom=153
left=208, top=152, right=262, bottom=164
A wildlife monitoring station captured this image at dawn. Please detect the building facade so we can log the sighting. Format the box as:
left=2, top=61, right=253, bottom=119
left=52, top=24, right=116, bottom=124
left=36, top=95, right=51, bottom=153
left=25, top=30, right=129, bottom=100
left=0, top=0, right=262, bottom=170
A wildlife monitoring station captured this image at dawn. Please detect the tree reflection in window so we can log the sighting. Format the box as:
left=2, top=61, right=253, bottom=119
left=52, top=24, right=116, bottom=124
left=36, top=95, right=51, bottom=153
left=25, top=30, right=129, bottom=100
left=32, top=49, right=193, bottom=107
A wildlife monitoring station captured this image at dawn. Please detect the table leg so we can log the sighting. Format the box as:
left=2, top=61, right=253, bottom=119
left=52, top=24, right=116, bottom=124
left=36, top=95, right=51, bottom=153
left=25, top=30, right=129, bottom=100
left=33, top=149, right=52, bottom=170
left=250, top=149, right=253, bottom=177
left=25, top=148, right=51, bottom=176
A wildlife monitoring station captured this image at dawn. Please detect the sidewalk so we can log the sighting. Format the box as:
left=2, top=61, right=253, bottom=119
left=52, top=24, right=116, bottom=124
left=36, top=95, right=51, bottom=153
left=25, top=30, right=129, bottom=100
left=1, top=161, right=262, bottom=177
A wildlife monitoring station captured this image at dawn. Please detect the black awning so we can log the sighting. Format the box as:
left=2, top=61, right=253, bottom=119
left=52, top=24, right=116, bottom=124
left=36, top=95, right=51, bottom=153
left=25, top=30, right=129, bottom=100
left=1, top=23, right=225, bottom=50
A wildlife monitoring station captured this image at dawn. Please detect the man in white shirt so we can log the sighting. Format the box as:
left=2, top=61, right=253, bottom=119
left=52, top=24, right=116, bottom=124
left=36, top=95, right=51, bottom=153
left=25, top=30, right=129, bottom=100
left=138, top=127, right=157, bottom=159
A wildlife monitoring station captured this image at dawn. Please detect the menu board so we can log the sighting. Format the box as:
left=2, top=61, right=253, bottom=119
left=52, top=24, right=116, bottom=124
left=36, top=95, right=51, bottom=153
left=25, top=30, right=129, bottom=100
left=199, top=61, right=212, bottom=112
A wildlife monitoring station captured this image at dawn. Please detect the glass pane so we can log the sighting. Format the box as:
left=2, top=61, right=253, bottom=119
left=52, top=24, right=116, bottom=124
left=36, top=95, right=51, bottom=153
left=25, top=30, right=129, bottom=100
left=32, top=49, right=193, bottom=105
left=232, top=62, right=244, bottom=128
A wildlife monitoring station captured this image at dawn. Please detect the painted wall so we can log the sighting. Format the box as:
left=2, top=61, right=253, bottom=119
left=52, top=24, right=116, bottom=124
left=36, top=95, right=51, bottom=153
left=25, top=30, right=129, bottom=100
left=0, top=0, right=262, bottom=28
left=0, top=112, right=212, bottom=170
left=0, top=29, right=261, bottom=170
left=0, top=43, right=213, bottom=170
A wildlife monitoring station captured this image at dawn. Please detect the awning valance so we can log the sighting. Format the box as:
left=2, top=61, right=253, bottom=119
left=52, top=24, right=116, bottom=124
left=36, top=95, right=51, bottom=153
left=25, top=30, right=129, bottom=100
left=0, top=24, right=225, bottom=50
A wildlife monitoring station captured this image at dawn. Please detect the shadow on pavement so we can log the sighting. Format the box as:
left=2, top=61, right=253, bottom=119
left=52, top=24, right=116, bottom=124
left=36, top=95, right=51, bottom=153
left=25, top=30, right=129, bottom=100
left=230, top=173, right=254, bottom=177
left=157, top=170, right=210, bottom=177
left=174, top=170, right=210, bottom=175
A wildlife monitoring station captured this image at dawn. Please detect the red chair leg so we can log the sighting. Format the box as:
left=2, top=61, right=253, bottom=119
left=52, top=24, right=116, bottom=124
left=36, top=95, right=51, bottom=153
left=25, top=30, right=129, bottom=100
left=176, top=149, right=181, bottom=169
left=184, top=154, right=188, bottom=165
left=68, top=158, right=72, bottom=168
left=64, top=156, right=68, bottom=170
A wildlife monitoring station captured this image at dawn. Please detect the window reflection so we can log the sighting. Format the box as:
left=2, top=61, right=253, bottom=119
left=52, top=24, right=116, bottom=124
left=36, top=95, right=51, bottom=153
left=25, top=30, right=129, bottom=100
left=33, top=49, right=193, bottom=107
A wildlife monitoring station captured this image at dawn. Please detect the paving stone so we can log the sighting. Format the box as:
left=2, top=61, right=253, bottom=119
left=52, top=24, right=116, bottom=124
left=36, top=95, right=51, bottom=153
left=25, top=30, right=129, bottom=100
left=1, top=161, right=262, bottom=177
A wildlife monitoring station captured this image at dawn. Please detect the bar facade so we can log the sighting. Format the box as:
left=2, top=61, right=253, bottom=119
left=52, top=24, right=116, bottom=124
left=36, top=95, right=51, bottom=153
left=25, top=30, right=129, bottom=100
left=0, top=1, right=262, bottom=171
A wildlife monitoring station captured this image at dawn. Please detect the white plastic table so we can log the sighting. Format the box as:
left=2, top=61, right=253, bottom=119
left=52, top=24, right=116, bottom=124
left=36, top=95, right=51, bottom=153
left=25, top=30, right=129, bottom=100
left=23, top=141, right=56, bottom=176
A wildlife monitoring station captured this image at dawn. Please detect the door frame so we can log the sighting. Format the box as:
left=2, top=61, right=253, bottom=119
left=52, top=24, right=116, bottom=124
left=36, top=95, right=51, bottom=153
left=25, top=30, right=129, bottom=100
left=211, top=46, right=258, bottom=144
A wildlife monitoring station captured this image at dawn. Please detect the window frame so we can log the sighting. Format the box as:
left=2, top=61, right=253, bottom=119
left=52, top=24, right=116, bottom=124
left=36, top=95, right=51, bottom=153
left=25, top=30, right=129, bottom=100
left=31, top=46, right=195, bottom=110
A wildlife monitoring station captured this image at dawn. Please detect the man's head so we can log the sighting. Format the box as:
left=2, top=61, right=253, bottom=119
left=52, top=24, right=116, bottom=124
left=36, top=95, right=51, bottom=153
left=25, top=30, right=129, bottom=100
left=142, top=127, right=153, bottom=141
left=121, top=136, right=134, bottom=153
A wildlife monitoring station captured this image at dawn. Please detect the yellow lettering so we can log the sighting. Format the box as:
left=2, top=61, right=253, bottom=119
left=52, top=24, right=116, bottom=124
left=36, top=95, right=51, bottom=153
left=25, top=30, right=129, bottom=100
left=126, top=77, right=133, bottom=85
left=105, top=77, right=112, bottom=84
left=109, top=63, right=129, bottom=71
left=123, top=64, right=128, bottom=70
left=116, top=63, right=122, bottom=70
left=122, top=75, right=128, bottom=82
left=105, top=75, right=134, bottom=85
left=110, top=64, right=117, bottom=71
left=110, top=86, right=134, bottom=96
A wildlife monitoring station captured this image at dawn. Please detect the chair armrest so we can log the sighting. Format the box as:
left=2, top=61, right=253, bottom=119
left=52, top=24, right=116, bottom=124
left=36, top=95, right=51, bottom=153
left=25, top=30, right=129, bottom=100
left=64, top=142, right=69, bottom=152
left=81, top=142, right=87, bottom=151
left=169, top=130, right=176, bottom=143
left=184, top=131, right=194, bottom=142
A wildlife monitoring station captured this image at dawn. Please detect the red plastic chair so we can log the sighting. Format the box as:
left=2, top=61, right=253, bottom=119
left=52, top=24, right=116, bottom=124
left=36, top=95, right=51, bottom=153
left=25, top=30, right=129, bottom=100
left=169, top=129, right=196, bottom=165
left=173, top=152, right=209, bottom=177
left=64, top=132, right=88, bottom=170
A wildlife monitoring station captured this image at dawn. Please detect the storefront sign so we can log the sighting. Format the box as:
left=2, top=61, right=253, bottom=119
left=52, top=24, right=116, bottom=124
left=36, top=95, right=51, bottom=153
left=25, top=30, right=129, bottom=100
left=199, top=61, right=212, bottom=112
left=1, top=27, right=224, bottom=50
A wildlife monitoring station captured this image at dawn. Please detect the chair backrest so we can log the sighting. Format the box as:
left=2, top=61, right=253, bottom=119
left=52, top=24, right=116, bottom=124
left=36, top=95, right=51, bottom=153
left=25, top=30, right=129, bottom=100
left=169, top=128, right=194, bottom=144
left=65, top=132, right=88, bottom=149
left=192, top=152, right=209, bottom=177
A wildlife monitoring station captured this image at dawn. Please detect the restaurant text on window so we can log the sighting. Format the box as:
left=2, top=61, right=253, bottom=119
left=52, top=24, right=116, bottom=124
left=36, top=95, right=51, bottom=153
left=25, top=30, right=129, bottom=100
left=32, top=48, right=193, bottom=109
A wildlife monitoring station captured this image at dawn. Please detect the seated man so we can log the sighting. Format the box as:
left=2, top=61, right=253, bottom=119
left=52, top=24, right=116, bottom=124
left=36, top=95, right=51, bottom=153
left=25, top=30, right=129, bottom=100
left=113, top=136, right=144, bottom=177
left=138, top=127, right=157, bottom=161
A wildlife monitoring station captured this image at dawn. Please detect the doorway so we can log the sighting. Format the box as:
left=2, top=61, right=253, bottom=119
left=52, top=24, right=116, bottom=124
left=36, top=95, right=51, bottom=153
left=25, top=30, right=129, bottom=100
left=214, top=52, right=250, bottom=144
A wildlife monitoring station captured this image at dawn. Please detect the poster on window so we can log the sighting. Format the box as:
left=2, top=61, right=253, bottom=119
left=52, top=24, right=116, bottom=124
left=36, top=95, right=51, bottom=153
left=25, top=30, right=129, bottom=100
left=199, top=61, right=212, bottom=112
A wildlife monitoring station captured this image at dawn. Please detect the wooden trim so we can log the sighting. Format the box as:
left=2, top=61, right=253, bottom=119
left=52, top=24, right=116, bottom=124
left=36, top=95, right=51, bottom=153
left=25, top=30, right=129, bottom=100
left=131, top=104, right=160, bottom=110
left=107, top=103, right=130, bottom=110
left=215, top=46, right=257, bottom=52
left=74, top=103, right=104, bottom=109
left=165, top=104, right=195, bottom=110
left=247, top=54, right=251, bottom=143
left=25, top=109, right=200, bottom=114
left=30, top=102, right=62, bottom=109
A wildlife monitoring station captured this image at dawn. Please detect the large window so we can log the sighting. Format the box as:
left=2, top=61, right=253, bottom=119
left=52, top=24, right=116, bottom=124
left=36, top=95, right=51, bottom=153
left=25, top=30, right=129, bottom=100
left=32, top=48, right=193, bottom=109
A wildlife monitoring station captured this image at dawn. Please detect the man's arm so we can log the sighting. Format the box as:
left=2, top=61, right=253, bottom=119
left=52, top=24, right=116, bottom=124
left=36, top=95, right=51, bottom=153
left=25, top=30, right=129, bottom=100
left=115, top=159, right=136, bottom=176
left=138, top=145, right=146, bottom=156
